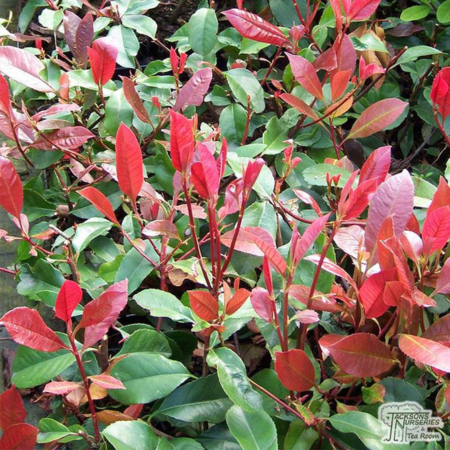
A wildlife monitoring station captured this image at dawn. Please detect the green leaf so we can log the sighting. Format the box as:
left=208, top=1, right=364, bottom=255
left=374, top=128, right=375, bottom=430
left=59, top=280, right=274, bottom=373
left=116, top=329, right=172, bottom=358
left=122, top=14, right=157, bottom=39
left=22, top=189, right=55, bottom=221
left=115, top=241, right=158, bottom=294
left=109, top=353, right=193, bottom=404
left=207, top=348, right=263, bottom=412
left=269, top=0, right=303, bottom=26
left=38, top=418, right=81, bottom=444
left=226, top=69, right=265, bottom=114
left=226, top=405, right=278, bottom=450
left=219, top=104, right=247, bottom=149
left=104, top=88, right=135, bottom=136
left=284, top=421, right=318, bottom=450
left=400, top=5, right=431, bottom=21
left=155, top=374, right=233, bottom=423
left=263, top=117, right=289, bottom=155
left=134, top=289, right=195, bottom=323
left=413, top=176, right=436, bottom=208
left=437, top=0, right=450, bottom=24
left=198, top=423, right=241, bottom=449
left=19, top=0, right=46, bottom=32
left=187, top=8, right=218, bottom=55
left=72, top=218, right=112, bottom=254
left=108, top=25, right=139, bottom=68
left=251, top=369, right=289, bottom=417
left=329, top=411, right=388, bottom=441
left=242, top=202, right=277, bottom=240
left=395, top=46, right=442, bottom=67
left=12, top=346, right=75, bottom=389
left=103, top=421, right=159, bottom=450
left=350, top=34, right=388, bottom=53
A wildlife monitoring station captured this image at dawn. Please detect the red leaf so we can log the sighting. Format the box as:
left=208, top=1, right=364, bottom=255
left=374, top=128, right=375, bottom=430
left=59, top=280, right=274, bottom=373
left=350, top=0, right=382, bottom=20
left=431, top=68, right=450, bottom=120
left=0, top=157, right=23, bottom=219
left=312, top=47, right=338, bottom=73
left=88, top=37, right=118, bottom=86
left=275, top=349, right=316, bottom=391
left=289, top=285, right=342, bottom=313
left=347, top=99, right=407, bottom=140
left=359, top=268, right=398, bottom=318
left=55, top=280, right=83, bottom=323
left=173, top=68, right=212, bottom=112
left=359, top=146, right=391, bottom=185
left=0, top=423, right=38, bottom=450
left=293, top=213, right=331, bottom=265
left=188, top=291, right=219, bottom=322
left=123, top=404, right=144, bottom=419
left=400, top=231, right=423, bottom=263
left=142, top=220, right=180, bottom=240
left=0, top=386, right=26, bottom=431
left=88, top=374, right=125, bottom=390
left=333, top=225, right=365, bottom=259
left=331, top=70, right=350, bottom=101
left=331, top=34, right=356, bottom=82
left=78, top=187, right=118, bottom=224
left=31, top=104, right=81, bottom=122
left=243, top=158, right=265, bottom=194
left=123, top=78, right=151, bottom=124
left=340, top=178, right=378, bottom=220
left=293, top=189, right=322, bottom=216
left=287, top=53, right=324, bottom=101
left=222, top=9, right=287, bottom=47
left=32, top=126, right=95, bottom=150
left=250, top=287, right=273, bottom=322
left=319, top=333, right=346, bottom=356
left=78, top=280, right=128, bottom=348
left=325, top=333, right=396, bottom=377
left=116, top=123, right=144, bottom=206
left=365, top=170, right=414, bottom=253
left=429, top=177, right=450, bottom=214
left=422, top=206, right=450, bottom=255
left=399, top=334, right=450, bottom=373
left=169, top=110, right=194, bottom=174
left=0, top=46, right=53, bottom=92
left=0, top=307, right=67, bottom=352
left=423, top=312, right=450, bottom=343
left=435, top=258, right=450, bottom=295
left=43, top=381, right=80, bottom=395
left=293, top=310, right=320, bottom=324
left=225, top=288, right=251, bottom=316
left=64, top=11, right=93, bottom=65
left=0, top=74, right=11, bottom=116
left=281, top=93, right=321, bottom=123
left=191, top=143, right=220, bottom=200
left=221, top=226, right=274, bottom=257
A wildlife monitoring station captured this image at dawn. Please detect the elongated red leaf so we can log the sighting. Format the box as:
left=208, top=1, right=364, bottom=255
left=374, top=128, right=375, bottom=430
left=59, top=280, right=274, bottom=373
left=0, top=157, right=23, bottom=219
left=0, top=74, right=11, bottom=116
left=75, top=13, right=94, bottom=65
left=31, top=104, right=81, bottom=122
left=359, top=268, right=397, bottom=318
left=325, top=333, right=397, bottom=377
left=55, top=280, right=83, bottom=323
left=78, top=280, right=128, bottom=348
left=116, top=123, right=144, bottom=206
left=313, top=47, right=338, bottom=72
left=359, top=146, right=391, bottom=185
left=169, top=110, right=194, bottom=174
left=222, top=9, right=287, bottom=46
left=0, top=386, right=26, bottom=431
left=0, top=423, right=38, bottom=450
left=435, top=258, right=450, bottom=295
left=88, top=374, right=125, bottom=390
left=123, top=77, right=151, bottom=124
left=0, top=307, right=67, bottom=352
left=340, top=178, right=378, bottom=220
left=347, top=99, right=407, bottom=140
left=0, top=46, right=53, bottom=92
left=423, top=312, right=450, bottom=342
left=350, top=0, right=382, bottom=20
left=290, top=285, right=342, bottom=313
left=250, top=287, right=273, bottom=322
left=188, top=291, right=219, bottom=322
left=78, top=187, right=118, bottom=224
left=174, top=68, right=212, bottom=112
left=365, top=170, right=414, bottom=253
left=191, top=143, right=220, bottom=200
left=293, top=190, right=322, bottom=216
left=281, top=93, right=321, bottom=123
left=275, top=349, right=316, bottom=391
left=88, top=37, right=118, bottom=86
left=32, top=126, right=95, bottom=150
left=399, top=334, right=450, bottom=373
left=331, top=34, right=356, bottom=81
left=429, top=177, right=450, bottom=214
left=431, top=68, right=450, bottom=120
left=225, top=288, right=251, bottom=316
left=43, top=381, right=81, bottom=395
left=422, top=206, right=450, bottom=255
left=287, top=53, right=324, bottom=101
left=331, top=70, right=350, bottom=101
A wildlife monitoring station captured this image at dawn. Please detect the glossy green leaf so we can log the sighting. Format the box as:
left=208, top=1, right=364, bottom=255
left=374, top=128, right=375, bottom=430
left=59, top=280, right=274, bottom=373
left=104, top=88, right=135, bottom=136
left=226, top=68, right=265, bottom=114
left=400, top=5, right=430, bottom=21
left=187, top=8, right=218, bottom=55
left=72, top=218, right=112, bottom=254
left=37, top=418, right=81, bottom=444
left=438, top=0, right=450, bottom=24
left=115, top=329, right=172, bottom=358
left=122, top=15, right=157, bottom=38
left=219, top=104, right=247, bottom=149
left=107, top=25, right=139, bottom=68
left=103, top=421, right=158, bottom=450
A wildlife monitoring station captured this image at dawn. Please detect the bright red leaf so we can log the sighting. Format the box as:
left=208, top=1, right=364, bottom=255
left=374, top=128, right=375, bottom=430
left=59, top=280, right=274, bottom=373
left=0, top=157, right=23, bottom=220
left=0, top=74, right=11, bottom=116
left=359, top=146, right=391, bottom=185
left=169, top=110, right=194, bottom=174
left=287, top=53, right=324, bottom=101
left=189, top=291, right=219, bottom=322
left=0, top=423, right=38, bottom=450
left=422, top=206, right=450, bottom=255
left=0, top=386, right=26, bottom=431
left=78, top=187, right=118, bottom=224
left=88, top=37, right=118, bottom=86
left=435, top=258, right=450, bottom=295
left=55, top=280, right=83, bottom=324
left=429, top=177, right=450, bottom=214
left=275, top=349, right=316, bottom=391
left=250, top=287, right=273, bottom=322
left=225, top=289, right=251, bottom=316
left=349, top=0, right=382, bottom=21
left=431, top=67, right=450, bottom=120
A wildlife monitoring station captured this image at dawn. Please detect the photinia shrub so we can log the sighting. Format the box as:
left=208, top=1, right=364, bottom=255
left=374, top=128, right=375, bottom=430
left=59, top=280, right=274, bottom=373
left=0, top=0, right=449, bottom=448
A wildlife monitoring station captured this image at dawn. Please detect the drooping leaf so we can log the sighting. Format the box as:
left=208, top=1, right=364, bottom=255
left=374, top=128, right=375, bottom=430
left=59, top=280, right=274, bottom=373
left=423, top=312, right=450, bottom=343
left=287, top=53, right=324, bottom=101
left=116, top=123, right=144, bottom=206
left=88, top=374, right=125, bottom=390
left=0, top=423, right=38, bottom=450
left=174, top=68, right=212, bottom=111
left=222, top=9, right=287, bottom=46
left=274, top=349, right=316, bottom=392
left=0, top=46, right=53, bottom=92
left=346, top=99, right=407, bottom=140
left=55, top=280, right=83, bottom=324
left=0, top=157, right=23, bottom=220
left=78, top=186, right=119, bottom=224
left=0, top=307, right=67, bottom=352
left=188, top=290, right=219, bottom=322
left=0, top=386, right=26, bottom=431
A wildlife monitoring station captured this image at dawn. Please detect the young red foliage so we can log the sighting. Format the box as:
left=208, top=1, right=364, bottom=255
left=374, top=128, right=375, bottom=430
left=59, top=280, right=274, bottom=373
left=88, top=37, right=118, bottom=86
left=275, top=349, right=316, bottom=391
left=43, top=381, right=81, bottom=395
left=250, top=287, right=273, bottom=322
left=422, top=206, right=450, bottom=255
left=225, top=288, right=251, bottom=316
left=349, top=0, right=382, bottom=21
left=0, top=386, right=26, bottom=432
left=88, top=375, right=125, bottom=390
left=431, top=67, right=450, bottom=120
left=0, top=423, right=38, bottom=450
left=122, top=77, right=151, bottom=124
left=188, top=291, right=219, bottom=322
left=169, top=110, right=194, bottom=174
left=0, top=74, right=11, bottom=116
left=359, top=146, right=391, bottom=185
left=78, top=186, right=119, bottom=224
left=434, top=258, right=450, bottom=295
left=287, top=53, right=324, bottom=101
left=173, top=68, right=213, bottom=112
left=429, top=177, right=450, bottom=213
left=116, top=123, right=144, bottom=207
left=0, top=157, right=23, bottom=220
left=0, top=307, right=67, bottom=352
left=55, top=280, right=83, bottom=324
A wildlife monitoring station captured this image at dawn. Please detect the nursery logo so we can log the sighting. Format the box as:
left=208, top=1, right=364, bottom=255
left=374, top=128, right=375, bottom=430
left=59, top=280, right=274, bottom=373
left=378, top=402, right=443, bottom=444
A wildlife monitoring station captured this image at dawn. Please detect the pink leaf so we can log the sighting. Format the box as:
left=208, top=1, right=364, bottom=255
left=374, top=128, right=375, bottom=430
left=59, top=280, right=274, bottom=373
left=287, top=53, right=324, bottom=101
left=55, top=280, right=83, bottom=323
left=289, top=285, right=342, bottom=313
left=293, top=309, right=320, bottom=324
left=423, top=312, right=450, bottom=342
left=422, top=206, right=450, bottom=255
left=0, top=157, right=23, bottom=220
left=174, top=68, right=212, bottom=111
left=293, top=189, right=322, bottom=216
left=333, top=225, right=365, bottom=259
left=88, top=374, right=125, bottom=390
left=435, top=258, right=450, bottom=295
left=250, top=287, right=273, bottom=322
left=0, top=307, right=67, bottom=352
left=350, top=0, right=382, bottom=20
left=43, top=381, right=81, bottom=395
left=32, top=126, right=95, bottom=150
left=359, top=146, right=391, bottom=185
left=142, top=220, right=180, bottom=240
